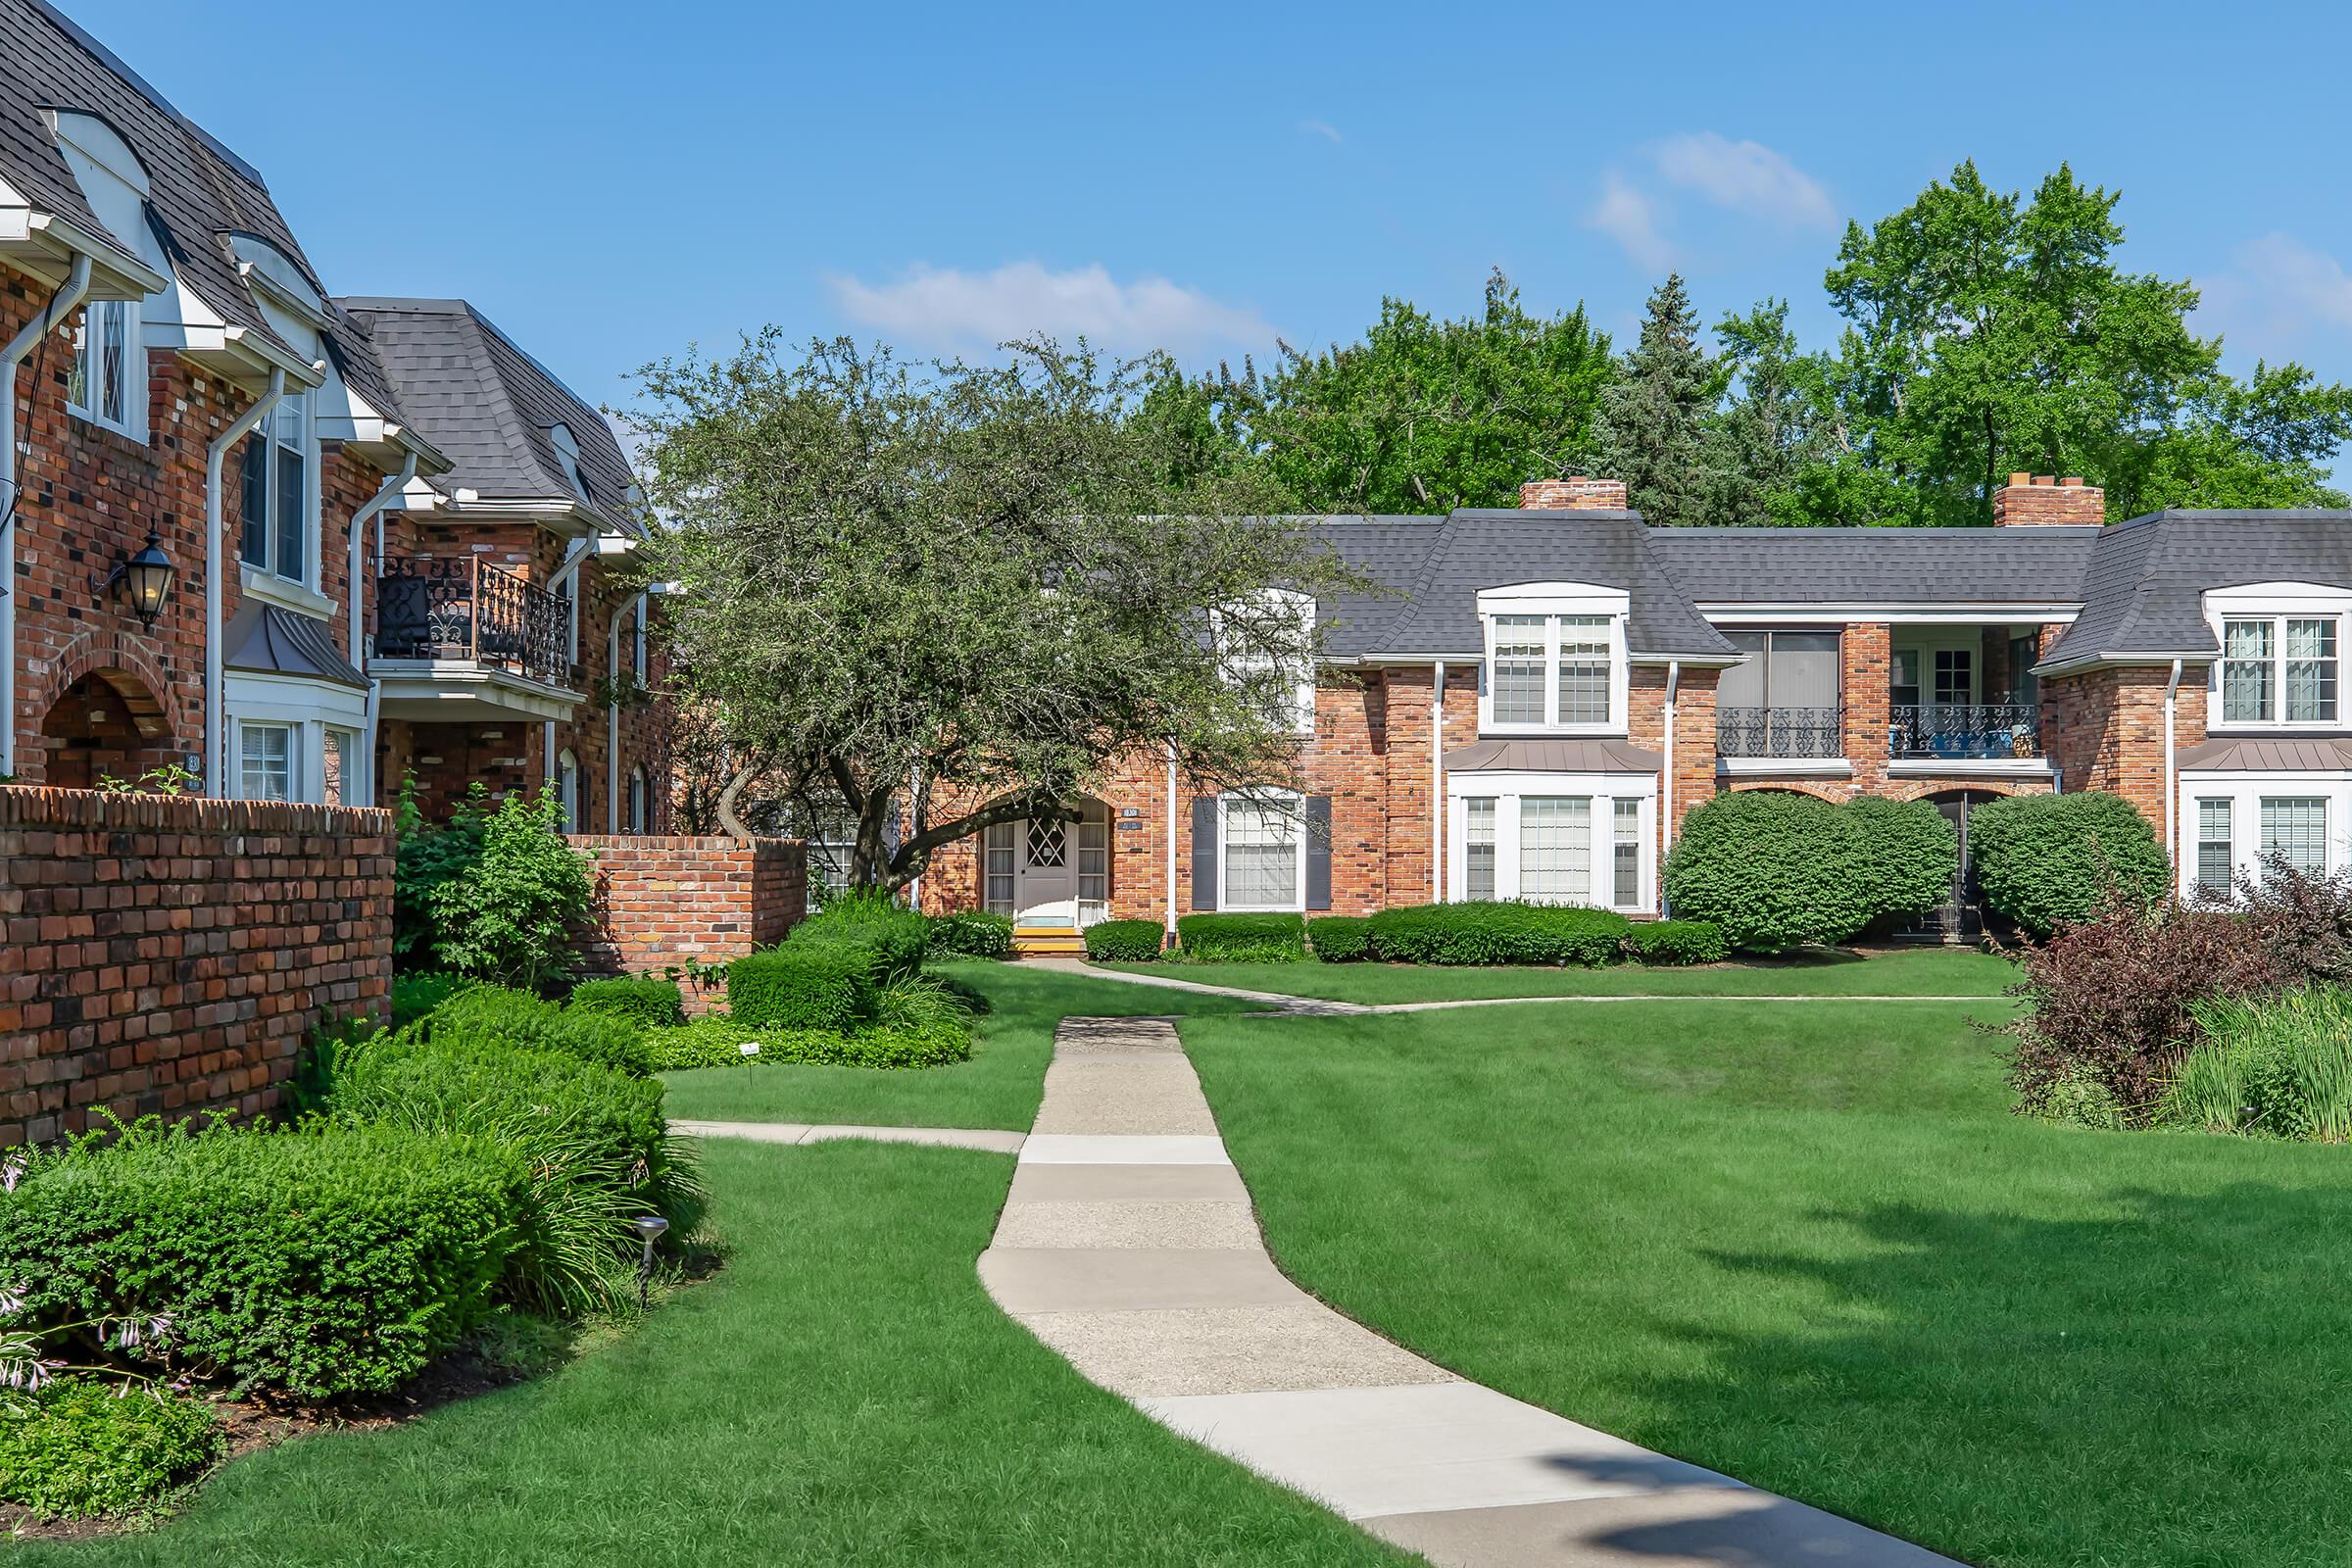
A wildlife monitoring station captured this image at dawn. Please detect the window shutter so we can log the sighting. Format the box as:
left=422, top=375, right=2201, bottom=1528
left=1305, top=796, right=1333, bottom=910
left=1191, top=796, right=1218, bottom=911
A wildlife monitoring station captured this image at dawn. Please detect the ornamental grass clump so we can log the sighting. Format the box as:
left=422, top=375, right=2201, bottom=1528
left=2160, top=987, right=2352, bottom=1141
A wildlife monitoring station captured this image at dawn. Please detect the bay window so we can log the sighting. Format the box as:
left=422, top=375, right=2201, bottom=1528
left=1446, top=775, right=1654, bottom=911
left=2176, top=775, right=2352, bottom=899
left=238, top=723, right=294, bottom=802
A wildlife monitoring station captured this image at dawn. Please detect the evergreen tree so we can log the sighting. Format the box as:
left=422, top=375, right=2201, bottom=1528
left=1696, top=300, right=1831, bottom=526
left=1589, top=274, right=1718, bottom=525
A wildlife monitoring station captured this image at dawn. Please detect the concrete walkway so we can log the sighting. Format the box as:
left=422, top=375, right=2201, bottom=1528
left=675, top=1119, right=1026, bottom=1153
left=1024, top=956, right=2001, bottom=1014
left=979, top=1016, right=1962, bottom=1567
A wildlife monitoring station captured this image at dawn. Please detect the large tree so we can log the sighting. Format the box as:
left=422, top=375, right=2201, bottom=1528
left=1142, top=269, right=1614, bottom=513
left=628, top=334, right=1350, bottom=891
left=1588, top=273, right=1719, bottom=525
left=1802, top=161, right=2352, bottom=524
left=1694, top=299, right=1833, bottom=527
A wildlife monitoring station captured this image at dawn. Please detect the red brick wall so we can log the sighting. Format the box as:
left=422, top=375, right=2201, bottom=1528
left=2042, top=663, right=2206, bottom=824
left=1630, top=663, right=1718, bottom=856
left=1992, top=475, right=2105, bottom=527
left=0, top=785, right=392, bottom=1146
left=567, top=835, right=808, bottom=1010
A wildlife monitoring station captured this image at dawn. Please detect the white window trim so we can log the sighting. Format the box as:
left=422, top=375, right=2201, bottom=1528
left=234, top=719, right=299, bottom=804
left=2176, top=770, right=2352, bottom=898
left=2204, top=583, right=2352, bottom=732
left=1445, top=768, right=1657, bottom=913
left=68, top=297, right=144, bottom=442
left=628, top=765, right=649, bottom=833
left=242, top=390, right=320, bottom=592
left=1217, top=790, right=1308, bottom=913
left=1215, top=590, right=1317, bottom=736
left=1475, top=584, right=1631, bottom=737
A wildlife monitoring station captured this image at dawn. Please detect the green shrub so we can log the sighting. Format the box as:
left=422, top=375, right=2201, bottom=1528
left=0, top=1122, right=523, bottom=1399
left=1307, top=915, right=1374, bottom=962
left=1178, top=912, right=1306, bottom=961
left=927, top=910, right=1015, bottom=960
left=1844, top=796, right=1961, bottom=931
left=2160, top=987, right=2352, bottom=1141
left=1969, top=791, right=2171, bottom=938
left=787, top=892, right=930, bottom=981
left=1626, top=920, right=1729, bottom=965
left=0, top=1380, right=221, bottom=1519
left=417, top=984, right=657, bottom=1077
left=873, top=973, right=977, bottom=1036
left=428, top=787, right=597, bottom=990
left=393, top=775, right=487, bottom=970
left=390, top=972, right=470, bottom=1028
left=1663, top=791, right=1877, bottom=952
left=566, top=976, right=686, bottom=1033
left=726, top=945, right=876, bottom=1030
left=324, top=1033, right=697, bottom=1315
left=646, top=1016, right=971, bottom=1070
left=1368, top=903, right=1632, bottom=966
left=1083, top=919, right=1164, bottom=962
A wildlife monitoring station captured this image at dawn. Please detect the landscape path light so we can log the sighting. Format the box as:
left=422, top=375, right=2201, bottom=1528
left=633, top=1214, right=669, bottom=1309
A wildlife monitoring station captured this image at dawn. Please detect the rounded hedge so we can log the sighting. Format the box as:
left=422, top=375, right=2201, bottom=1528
left=1663, top=791, right=1878, bottom=952
left=1968, top=790, right=2169, bottom=937
left=1083, top=919, right=1165, bottom=962
left=1844, top=796, right=1962, bottom=932
left=927, top=910, right=1015, bottom=960
left=1626, top=919, right=1728, bottom=965
left=1306, top=915, right=1374, bottom=962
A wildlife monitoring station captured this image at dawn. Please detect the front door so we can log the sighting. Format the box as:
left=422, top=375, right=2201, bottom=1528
left=1017, top=816, right=1078, bottom=926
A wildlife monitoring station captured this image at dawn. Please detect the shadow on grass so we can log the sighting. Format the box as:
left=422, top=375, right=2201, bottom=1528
left=1636, top=1177, right=2352, bottom=1565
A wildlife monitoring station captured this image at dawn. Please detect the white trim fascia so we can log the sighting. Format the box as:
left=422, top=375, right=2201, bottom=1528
left=20, top=210, right=167, bottom=296
left=1717, top=757, right=1854, bottom=778
left=444, top=495, right=604, bottom=538
left=1886, top=758, right=2056, bottom=778
left=2032, top=651, right=2213, bottom=678
left=368, top=661, right=584, bottom=721
left=1631, top=650, right=1744, bottom=666
left=2180, top=767, right=2352, bottom=784
left=236, top=263, right=333, bottom=331
left=177, top=325, right=325, bottom=391
left=1354, top=652, right=1483, bottom=665
left=1697, top=603, right=2082, bottom=625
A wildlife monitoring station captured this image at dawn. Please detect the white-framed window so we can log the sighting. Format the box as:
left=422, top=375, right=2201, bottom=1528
left=67, top=298, right=140, bottom=438
left=1463, top=797, right=1497, bottom=901
left=1217, top=590, right=1317, bottom=734
left=2205, top=586, right=2352, bottom=730
left=2195, top=797, right=2232, bottom=899
left=1475, top=585, right=1630, bottom=735
left=1077, top=802, right=1109, bottom=912
left=984, top=821, right=1016, bottom=914
left=2261, top=797, right=2327, bottom=879
left=239, top=392, right=312, bottom=584
left=628, top=766, right=649, bottom=834
left=239, top=722, right=294, bottom=802
left=1446, top=772, right=1655, bottom=912
left=323, top=726, right=361, bottom=807
left=557, top=748, right=579, bottom=832
left=1220, top=793, right=1305, bottom=911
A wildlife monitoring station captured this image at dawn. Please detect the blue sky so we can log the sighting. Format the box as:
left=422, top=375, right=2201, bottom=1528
left=63, top=0, right=2352, bottom=467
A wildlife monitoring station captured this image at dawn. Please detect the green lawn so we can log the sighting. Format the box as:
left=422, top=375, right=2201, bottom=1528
left=658, top=960, right=1261, bottom=1129
left=29, top=1137, right=1400, bottom=1567
left=1183, top=998, right=2352, bottom=1568
left=1101, top=943, right=2017, bottom=1004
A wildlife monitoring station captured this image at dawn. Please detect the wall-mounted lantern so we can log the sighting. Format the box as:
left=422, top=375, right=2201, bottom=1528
left=92, top=531, right=176, bottom=630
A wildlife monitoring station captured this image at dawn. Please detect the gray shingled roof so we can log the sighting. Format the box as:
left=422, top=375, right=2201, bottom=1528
left=0, top=0, right=405, bottom=426
left=1647, top=526, right=2100, bottom=605
left=1331, top=510, right=1737, bottom=659
left=336, top=298, right=636, bottom=531
left=1307, top=515, right=1445, bottom=656
left=2043, top=511, right=2352, bottom=665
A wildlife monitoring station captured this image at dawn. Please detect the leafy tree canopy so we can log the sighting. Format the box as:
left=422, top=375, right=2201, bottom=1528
left=627, top=334, right=1352, bottom=890
left=1589, top=273, right=1719, bottom=525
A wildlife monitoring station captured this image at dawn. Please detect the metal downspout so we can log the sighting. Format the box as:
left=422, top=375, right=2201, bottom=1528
left=0, top=255, right=93, bottom=778
left=1430, top=661, right=1446, bottom=901
left=348, top=456, right=416, bottom=806
left=1662, top=661, right=1681, bottom=915
left=2164, top=658, right=2183, bottom=890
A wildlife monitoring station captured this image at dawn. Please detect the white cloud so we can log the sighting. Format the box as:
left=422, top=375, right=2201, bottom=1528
left=1300, top=119, right=1343, bottom=144
left=1586, top=172, right=1678, bottom=271
left=828, top=262, right=1275, bottom=350
left=1651, top=132, right=1836, bottom=230
left=2233, top=232, right=2352, bottom=330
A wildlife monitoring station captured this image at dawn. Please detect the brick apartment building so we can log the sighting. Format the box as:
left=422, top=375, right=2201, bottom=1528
left=920, top=472, right=2352, bottom=940
left=0, top=0, right=667, bottom=826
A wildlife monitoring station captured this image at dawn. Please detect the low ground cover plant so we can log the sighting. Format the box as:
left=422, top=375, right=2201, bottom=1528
left=1083, top=918, right=1164, bottom=962
left=0, top=1379, right=220, bottom=1520
left=1969, top=791, right=2168, bottom=938
left=1368, top=903, right=1631, bottom=966
left=645, top=1015, right=971, bottom=1070
left=2160, top=987, right=2352, bottom=1141
left=416, top=984, right=657, bottom=1077
left=0, top=1119, right=524, bottom=1401
left=565, top=976, right=687, bottom=1033
left=927, top=910, right=1014, bottom=960
left=1178, top=912, right=1306, bottom=962
left=390, top=972, right=470, bottom=1028
left=1306, top=915, right=1373, bottom=961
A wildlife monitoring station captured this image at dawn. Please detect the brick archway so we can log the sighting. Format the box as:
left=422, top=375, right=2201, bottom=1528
left=24, top=632, right=184, bottom=788
left=1724, top=780, right=1847, bottom=804
left=29, top=631, right=181, bottom=742
left=1885, top=778, right=2031, bottom=805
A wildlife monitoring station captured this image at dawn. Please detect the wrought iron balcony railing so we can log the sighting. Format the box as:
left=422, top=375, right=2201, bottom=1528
left=374, top=557, right=575, bottom=690
left=1890, top=703, right=2041, bottom=760
left=1717, top=705, right=1845, bottom=760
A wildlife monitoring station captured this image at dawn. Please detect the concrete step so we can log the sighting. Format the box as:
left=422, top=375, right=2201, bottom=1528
left=1014, top=925, right=1086, bottom=957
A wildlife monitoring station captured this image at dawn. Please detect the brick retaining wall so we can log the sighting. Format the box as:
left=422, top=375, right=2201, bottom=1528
left=0, top=787, right=394, bottom=1146
left=568, top=835, right=808, bottom=1009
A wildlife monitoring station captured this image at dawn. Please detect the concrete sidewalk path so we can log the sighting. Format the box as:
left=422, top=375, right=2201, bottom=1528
left=978, top=1015, right=1962, bottom=1567
left=675, top=1119, right=1026, bottom=1153
left=1023, top=956, right=2001, bottom=1014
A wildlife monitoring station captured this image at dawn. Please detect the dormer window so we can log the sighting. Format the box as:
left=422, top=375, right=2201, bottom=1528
left=1477, top=586, right=1629, bottom=734
left=2207, top=585, right=2352, bottom=730
left=549, top=423, right=591, bottom=502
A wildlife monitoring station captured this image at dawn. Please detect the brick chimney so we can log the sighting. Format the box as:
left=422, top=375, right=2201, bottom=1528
left=1991, top=473, right=2105, bottom=527
left=1518, top=475, right=1630, bottom=511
